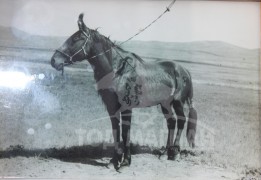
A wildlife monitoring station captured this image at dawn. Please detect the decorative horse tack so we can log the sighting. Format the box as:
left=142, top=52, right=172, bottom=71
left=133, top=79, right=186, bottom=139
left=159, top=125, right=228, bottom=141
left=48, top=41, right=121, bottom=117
left=55, top=30, right=90, bottom=65
left=51, top=14, right=198, bottom=170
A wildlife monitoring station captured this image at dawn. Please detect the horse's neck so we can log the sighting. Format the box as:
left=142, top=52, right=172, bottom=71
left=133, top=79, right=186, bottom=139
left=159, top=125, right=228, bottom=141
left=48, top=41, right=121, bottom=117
left=87, top=42, right=113, bottom=83
left=111, top=47, right=126, bottom=70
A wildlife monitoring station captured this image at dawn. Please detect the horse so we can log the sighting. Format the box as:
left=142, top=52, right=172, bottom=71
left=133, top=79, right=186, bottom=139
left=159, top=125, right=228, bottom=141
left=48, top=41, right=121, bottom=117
left=51, top=13, right=197, bottom=170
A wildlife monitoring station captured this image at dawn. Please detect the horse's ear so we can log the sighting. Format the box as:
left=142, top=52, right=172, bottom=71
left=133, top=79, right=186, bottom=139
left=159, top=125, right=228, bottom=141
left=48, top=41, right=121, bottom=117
left=78, top=13, right=88, bottom=32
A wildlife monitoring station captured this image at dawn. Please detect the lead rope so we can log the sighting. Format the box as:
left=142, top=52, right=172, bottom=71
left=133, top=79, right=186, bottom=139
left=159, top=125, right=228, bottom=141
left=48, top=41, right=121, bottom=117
left=119, top=0, right=177, bottom=46
left=87, top=0, right=177, bottom=61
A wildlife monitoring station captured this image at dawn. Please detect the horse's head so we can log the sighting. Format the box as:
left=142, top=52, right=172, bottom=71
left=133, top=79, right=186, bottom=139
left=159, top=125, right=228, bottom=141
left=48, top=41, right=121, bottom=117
left=51, top=13, right=93, bottom=71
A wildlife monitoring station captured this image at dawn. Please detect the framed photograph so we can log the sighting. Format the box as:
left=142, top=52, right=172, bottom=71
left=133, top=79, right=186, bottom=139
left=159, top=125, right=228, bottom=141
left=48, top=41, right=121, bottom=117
left=0, top=0, right=260, bottom=179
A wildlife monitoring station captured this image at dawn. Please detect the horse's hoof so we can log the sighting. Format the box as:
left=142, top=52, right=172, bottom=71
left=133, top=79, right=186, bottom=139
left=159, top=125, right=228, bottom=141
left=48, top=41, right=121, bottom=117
left=121, top=156, right=131, bottom=167
left=167, top=146, right=180, bottom=160
left=109, top=151, right=123, bottom=170
left=121, top=148, right=131, bottom=167
left=109, top=159, right=121, bottom=170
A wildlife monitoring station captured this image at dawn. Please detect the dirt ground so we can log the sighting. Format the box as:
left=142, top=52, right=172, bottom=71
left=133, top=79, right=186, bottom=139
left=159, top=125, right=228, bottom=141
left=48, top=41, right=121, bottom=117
left=0, top=155, right=248, bottom=179
left=0, top=42, right=260, bottom=179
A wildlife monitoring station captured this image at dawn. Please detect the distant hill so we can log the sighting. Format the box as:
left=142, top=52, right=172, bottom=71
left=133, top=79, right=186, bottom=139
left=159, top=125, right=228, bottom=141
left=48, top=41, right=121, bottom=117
left=0, top=26, right=65, bottom=49
left=0, top=26, right=259, bottom=63
left=121, top=40, right=259, bottom=60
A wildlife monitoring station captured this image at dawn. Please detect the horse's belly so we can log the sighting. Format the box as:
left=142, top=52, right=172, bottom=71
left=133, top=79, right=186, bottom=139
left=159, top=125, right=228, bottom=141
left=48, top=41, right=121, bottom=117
left=116, top=80, right=174, bottom=108
left=140, top=84, right=174, bottom=105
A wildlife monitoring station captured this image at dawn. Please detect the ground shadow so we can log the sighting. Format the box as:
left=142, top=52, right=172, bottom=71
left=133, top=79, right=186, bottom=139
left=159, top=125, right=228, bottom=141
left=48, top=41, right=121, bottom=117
left=0, top=144, right=198, bottom=167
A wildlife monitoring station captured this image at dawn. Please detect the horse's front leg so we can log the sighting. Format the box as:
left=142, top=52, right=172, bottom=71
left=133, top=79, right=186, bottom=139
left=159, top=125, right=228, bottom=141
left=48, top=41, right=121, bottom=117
left=109, top=111, right=123, bottom=170
left=121, top=109, right=132, bottom=166
left=100, top=89, right=123, bottom=170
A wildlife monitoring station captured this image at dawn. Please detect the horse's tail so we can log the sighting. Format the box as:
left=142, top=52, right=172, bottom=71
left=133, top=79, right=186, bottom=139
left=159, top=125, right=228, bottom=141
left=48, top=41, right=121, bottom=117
left=186, top=71, right=197, bottom=148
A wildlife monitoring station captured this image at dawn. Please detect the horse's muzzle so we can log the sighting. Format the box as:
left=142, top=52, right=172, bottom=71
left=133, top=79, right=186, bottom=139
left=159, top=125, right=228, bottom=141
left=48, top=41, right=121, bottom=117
left=51, top=57, right=64, bottom=71
left=51, top=57, right=56, bottom=68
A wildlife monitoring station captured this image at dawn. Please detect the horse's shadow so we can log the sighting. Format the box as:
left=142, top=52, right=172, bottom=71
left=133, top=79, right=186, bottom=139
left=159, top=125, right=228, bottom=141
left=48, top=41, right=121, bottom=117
left=0, top=143, right=157, bottom=167
left=0, top=144, right=198, bottom=167
left=62, top=157, right=109, bottom=167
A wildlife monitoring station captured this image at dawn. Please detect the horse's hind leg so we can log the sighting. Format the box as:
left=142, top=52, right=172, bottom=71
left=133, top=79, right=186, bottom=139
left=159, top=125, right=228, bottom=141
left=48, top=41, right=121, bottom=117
left=186, top=99, right=197, bottom=148
left=186, top=75, right=197, bottom=148
left=172, top=101, right=186, bottom=158
left=160, top=103, right=176, bottom=160
left=121, top=109, right=132, bottom=166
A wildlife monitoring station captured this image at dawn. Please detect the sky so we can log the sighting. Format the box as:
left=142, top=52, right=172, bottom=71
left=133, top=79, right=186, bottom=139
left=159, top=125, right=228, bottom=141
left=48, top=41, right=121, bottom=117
left=0, top=0, right=260, bottom=49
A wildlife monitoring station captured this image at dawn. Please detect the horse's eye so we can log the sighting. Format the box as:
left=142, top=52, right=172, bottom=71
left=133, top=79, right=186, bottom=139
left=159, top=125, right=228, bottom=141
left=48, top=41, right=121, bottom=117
left=73, top=36, right=80, bottom=41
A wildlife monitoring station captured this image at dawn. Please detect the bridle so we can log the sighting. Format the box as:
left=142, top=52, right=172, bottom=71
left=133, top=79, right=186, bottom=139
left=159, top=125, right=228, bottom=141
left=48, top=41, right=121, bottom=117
left=54, top=29, right=135, bottom=75
left=55, top=30, right=90, bottom=65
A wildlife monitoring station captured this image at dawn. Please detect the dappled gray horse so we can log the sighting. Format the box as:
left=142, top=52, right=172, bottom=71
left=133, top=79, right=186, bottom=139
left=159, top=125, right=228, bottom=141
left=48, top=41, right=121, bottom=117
left=51, top=14, right=197, bottom=170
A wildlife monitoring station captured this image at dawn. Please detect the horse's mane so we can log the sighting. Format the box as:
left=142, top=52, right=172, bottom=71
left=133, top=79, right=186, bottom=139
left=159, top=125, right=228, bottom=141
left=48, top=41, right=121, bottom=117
left=90, top=30, right=145, bottom=64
